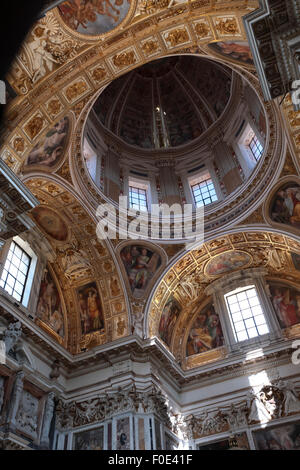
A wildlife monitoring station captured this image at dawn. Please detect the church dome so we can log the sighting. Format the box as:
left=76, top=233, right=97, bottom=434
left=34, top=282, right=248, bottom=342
left=92, top=56, right=232, bottom=149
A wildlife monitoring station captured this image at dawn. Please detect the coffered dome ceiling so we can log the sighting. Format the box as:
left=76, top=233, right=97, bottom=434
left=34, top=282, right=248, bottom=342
left=92, top=56, right=232, bottom=149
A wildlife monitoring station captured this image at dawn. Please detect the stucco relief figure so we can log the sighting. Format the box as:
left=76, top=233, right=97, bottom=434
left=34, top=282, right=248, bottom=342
left=16, top=391, right=39, bottom=438
left=276, top=380, right=300, bottom=415
left=58, top=0, right=131, bottom=36
left=60, top=245, right=91, bottom=281
left=25, top=117, right=69, bottom=169
left=269, top=282, right=300, bottom=329
left=121, top=245, right=161, bottom=297
left=270, top=183, right=300, bottom=229
left=2, top=321, right=22, bottom=356
left=158, top=297, right=181, bottom=347
left=77, top=282, right=104, bottom=335
left=186, top=304, right=224, bottom=357
left=36, top=269, right=64, bottom=337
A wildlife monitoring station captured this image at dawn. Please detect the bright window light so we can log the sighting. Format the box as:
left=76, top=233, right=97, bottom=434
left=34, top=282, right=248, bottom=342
left=0, top=241, right=31, bottom=303
left=225, top=285, right=269, bottom=342
left=129, top=185, right=148, bottom=211
left=248, top=135, right=264, bottom=161
left=191, top=177, right=218, bottom=208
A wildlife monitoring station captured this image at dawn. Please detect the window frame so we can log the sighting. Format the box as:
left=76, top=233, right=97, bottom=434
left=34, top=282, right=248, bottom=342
left=128, top=176, right=151, bottom=212
left=188, top=171, right=218, bottom=209
left=224, top=284, right=270, bottom=344
left=0, top=236, right=37, bottom=308
left=248, top=134, right=264, bottom=162
left=0, top=241, right=31, bottom=304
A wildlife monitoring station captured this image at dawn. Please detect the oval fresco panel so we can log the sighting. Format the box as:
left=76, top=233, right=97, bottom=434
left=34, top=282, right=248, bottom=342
left=208, top=41, right=254, bottom=65
left=24, top=116, right=69, bottom=171
left=270, top=182, right=300, bottom=230
left=58, top=0, right=131, bottom=36
left=31, top=206, right=69, bottom=241
left=205, top=251, right=251, bottom=277
left=186, top=303, right=224, bottom=357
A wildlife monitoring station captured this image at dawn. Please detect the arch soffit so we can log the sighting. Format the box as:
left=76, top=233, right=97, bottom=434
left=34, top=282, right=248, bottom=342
left=146, top=230, right=300, bottom=352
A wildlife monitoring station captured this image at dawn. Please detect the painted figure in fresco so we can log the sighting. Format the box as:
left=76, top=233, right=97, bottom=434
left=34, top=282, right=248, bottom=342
left=88, top=287, right=102, bottom=330
left=270, top=284, right=300, bottom=328
left=271, top=185, right=300, bottom=229
left=121, top=245, right=161, bottom=295
left=209, top=41, right=253, bottom=65
left=77, top=283, right=104, bottom=335
left=186, top=305, right=224, bottom=356
left=158, top=297, right=181, bottom=346
left=218, top=42, right=253, bottom=62
left=255, top=423, right=300, bottom=450
left=26, top=117, right=69, bottom=168
left=116, top=419, right=130, bottom=450
left=74, top=428, right=104, bottom=450
left=36, top=270, right=64, bottom=336
left=59, top=0, right=130, bottom=34
left=206, top=251, right=250, bottom=276
left=30, top=32, right=59, bottom=83
left=79, top=292, right=89, bottom=334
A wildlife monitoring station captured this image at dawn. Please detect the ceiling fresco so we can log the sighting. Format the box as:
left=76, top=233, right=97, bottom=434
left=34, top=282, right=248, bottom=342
left=58, top=0, right=131, bottom=36
left=207, top=40, right=254, bottom=66
left=25, top=178, right=129, bottom=353
left=148, top=231, right=300, bottom=368
left=0, top=0, right=299, bottom=361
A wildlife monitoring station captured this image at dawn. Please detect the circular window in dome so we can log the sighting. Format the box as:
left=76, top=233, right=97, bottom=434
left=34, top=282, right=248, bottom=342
left=58, top=0, right=131, bottom=36
left=92, top=56, right=232, bottom=149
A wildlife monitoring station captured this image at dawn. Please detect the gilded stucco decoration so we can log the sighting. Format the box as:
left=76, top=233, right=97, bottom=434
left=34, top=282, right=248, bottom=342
left=148, top=231, right=300, bottom=369
left=281, top=93, right=300, bottom=171
left=24, top=178, right=129, bottom=353
left=0, top=2, right=267, bottom=180
left=1, top=0, right=300, bottom=357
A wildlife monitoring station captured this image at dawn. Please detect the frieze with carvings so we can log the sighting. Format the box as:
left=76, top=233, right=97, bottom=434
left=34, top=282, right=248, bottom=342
left=163, top=28, right=190, bottom=48
left=56, top=385, right=171, bottom=430
left=184, top=379, right=300, bottom=439
left=112, top=50, right=137, bottom=68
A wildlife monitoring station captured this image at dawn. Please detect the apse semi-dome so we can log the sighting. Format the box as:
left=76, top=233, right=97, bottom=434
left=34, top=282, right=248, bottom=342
left=92, top=56, right=232, bottom=149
